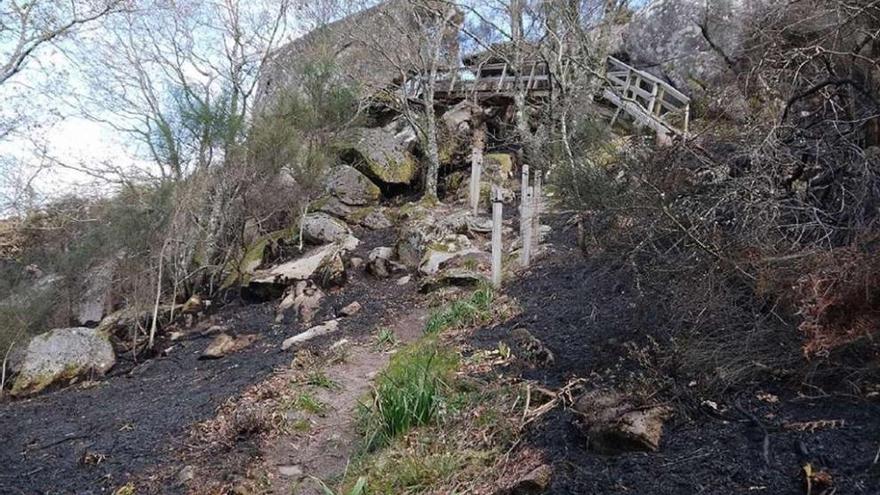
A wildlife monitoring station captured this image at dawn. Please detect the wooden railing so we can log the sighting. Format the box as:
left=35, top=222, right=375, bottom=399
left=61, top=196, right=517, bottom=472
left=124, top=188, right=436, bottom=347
left=603, top=56, right=691, bottom=136
left=419, top=61, right=552, bottom=99
left=409, top=56, right=690, bottom=137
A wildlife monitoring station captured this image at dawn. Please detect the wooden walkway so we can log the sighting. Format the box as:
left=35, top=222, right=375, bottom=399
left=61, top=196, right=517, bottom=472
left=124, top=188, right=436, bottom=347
left=603, top=56, right=690, bottom=136
left=431, top=60, right=552, bottom=99
left=419, top=56, right=690, bottom=137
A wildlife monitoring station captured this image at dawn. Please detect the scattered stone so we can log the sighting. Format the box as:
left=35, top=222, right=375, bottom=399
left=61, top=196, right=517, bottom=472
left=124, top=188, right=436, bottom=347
left=11, top=327, right=116, bottom=396
left=277, top=464, right=304, bottom=478
left=329, top=338, right=350, bottom=353
left=169, top=331, right=185, bottom=341
left=324, top=164, right=381, bottom=206
left=340, top=301, right=362, bottom=317
left=301, top=212, right=353, bottom=245
left=282, top=320, right=340, bottom=350
left=366, top=246, right=405, bottom=279
left=200, top=333, right=258, bottom=360
left=349, top=256, right=365, bottom=270
left=502, top=464, right=553, bottom=495
left=572, top=390, right=673, bottom=454
left=276, top=281, right=325, bottom=325
left=396, top=275, right=412, bottom=286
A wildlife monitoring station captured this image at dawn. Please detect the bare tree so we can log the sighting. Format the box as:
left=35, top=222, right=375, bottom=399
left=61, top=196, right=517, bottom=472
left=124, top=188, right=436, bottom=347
left=0, top=0, right=125, bottom=87
left=353, top=0, right=462, bottom=200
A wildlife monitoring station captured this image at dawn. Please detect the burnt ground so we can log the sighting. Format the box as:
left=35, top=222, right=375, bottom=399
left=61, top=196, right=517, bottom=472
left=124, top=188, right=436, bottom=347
left=469, top=214, right=880, bottom=495
left=0, top=227, right=416, bottom=495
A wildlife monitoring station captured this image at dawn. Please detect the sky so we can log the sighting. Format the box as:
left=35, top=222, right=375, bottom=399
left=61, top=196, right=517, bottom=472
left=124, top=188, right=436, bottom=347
left=0, top=0, right=652, bottom=212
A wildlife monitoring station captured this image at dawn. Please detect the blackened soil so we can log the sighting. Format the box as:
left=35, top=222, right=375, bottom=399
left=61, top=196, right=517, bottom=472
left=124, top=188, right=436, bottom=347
left=0, top=227, right=415, bottom=495
left=469, top=214, right=880, bottom=494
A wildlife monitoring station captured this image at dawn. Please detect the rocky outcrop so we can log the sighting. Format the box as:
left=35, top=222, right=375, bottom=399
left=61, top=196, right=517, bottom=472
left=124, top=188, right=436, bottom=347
left=395, top=204, right=472, bottom=268
left=343, top=119, right=420, bottom=186
left=439, top=101, right=485, bottom=166
left=301, top=213, right=353, bottom=245
left=623, top=0, right=771, bottom=96
left=316, top=198, right=393, bottom=231
left=256, top=0, right=461, bottom=110
left=572, top=390, right=672, bottom=454
left=11, top=327, right=115, bottom=396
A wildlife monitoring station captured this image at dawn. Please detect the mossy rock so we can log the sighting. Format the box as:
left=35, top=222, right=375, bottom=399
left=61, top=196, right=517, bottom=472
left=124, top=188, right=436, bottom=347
left=342, top=123, right=420, bottom=185
left=221, top=225, right=298, bottom=289
left=11, top=327, right=116, bottom=396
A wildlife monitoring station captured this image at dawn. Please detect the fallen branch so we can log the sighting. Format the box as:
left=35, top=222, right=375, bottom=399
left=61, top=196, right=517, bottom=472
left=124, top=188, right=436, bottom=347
left=520, top=378, right=586, bottom=430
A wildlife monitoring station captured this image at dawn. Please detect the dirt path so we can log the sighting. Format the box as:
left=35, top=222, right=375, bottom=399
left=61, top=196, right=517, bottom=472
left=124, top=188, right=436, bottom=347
left=0, top=227, right=416, bottom=495
left=260, top=308, right=428, bottom=494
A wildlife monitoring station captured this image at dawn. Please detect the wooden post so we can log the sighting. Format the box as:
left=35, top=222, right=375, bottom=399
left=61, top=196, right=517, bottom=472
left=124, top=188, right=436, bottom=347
left=520, top=164, right=529, bottom=216
left=491, top=186, right=503, bottom=289
left=521, top=186, right=533, bottom=267
left=470, top=123, right=486, bottom=214
left=531, top=174, right=542, bottom=252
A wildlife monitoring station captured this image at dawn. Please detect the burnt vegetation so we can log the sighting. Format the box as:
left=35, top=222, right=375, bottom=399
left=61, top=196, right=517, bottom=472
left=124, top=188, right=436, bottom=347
left=564, top=0, right=880, bottom=394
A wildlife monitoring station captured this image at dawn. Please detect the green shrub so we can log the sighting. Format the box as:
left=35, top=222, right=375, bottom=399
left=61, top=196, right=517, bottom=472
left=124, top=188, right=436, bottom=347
left=424, top=286, right=494, bottom=334
left=359, top=339, right=458, bottom=450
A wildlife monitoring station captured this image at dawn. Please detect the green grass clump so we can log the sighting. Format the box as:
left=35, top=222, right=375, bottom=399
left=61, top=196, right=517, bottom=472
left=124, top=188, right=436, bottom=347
left=294, top=392, right=327, bottom=415
left=359, top=339, right=458, bottom=451
left=306, top=371, right=338, bottom=390
left=424, top=286, right=494, bottom=334
left=375, top=327, right=398, bottom=348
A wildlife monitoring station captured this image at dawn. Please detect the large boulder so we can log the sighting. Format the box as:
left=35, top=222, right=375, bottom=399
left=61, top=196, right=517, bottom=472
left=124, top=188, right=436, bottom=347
left=11, top=327, right=115, bottom=396
left=255, top=0, right=462, bottom=109
left=324, top=165, right=381, bottom=206
left=245, top=233, right=357, bottom=300
left=343, top=119, right=419, bottom=185
left=623, top=0, right=772, bottom=96
left=301, top=213, right=353, bottom=245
